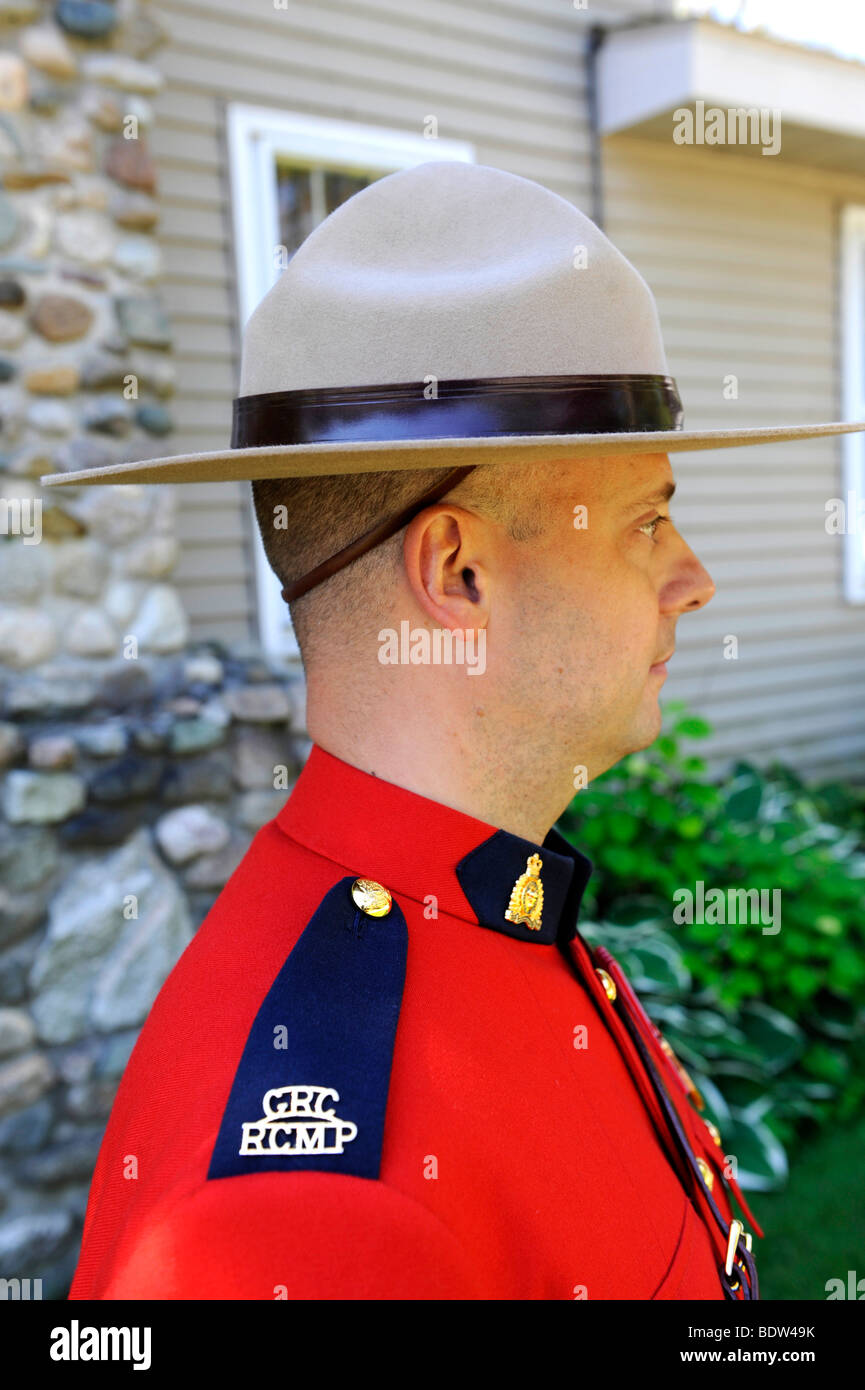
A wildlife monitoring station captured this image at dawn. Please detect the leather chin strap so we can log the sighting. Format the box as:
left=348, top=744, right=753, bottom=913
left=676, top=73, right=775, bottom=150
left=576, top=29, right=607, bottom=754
left=279, top=464, right=478, bottom=604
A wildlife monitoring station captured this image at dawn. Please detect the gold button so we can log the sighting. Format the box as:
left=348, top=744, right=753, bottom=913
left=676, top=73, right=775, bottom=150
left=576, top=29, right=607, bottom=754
left=696, top=1156, right=714, bottom=1191
left=705, top=1120, right=722, bottom=1148
left=351, top=878, right=392, bottom=917
left=595, top=967, right=616, bottom=1002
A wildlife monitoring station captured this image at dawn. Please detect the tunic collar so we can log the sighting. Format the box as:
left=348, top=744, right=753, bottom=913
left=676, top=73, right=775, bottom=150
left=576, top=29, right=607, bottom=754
left=276, top=743, right=594, bottom=946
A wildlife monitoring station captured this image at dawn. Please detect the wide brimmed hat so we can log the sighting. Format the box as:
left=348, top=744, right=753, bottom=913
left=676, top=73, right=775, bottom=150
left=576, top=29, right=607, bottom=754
left=41, top=159, right=864, bottom=494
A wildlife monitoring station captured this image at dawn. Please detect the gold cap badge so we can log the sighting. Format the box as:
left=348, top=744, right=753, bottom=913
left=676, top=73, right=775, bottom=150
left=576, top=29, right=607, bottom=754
left=504, top=854, right=544, bottom=931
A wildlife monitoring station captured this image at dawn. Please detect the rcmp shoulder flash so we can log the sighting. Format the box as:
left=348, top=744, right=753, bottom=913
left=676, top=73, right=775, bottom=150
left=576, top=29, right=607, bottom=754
left=208, top=876, right=408, bottom=1182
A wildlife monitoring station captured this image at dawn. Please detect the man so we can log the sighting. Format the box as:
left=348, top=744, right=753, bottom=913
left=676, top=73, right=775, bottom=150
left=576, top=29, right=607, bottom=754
left=43, top=161, right=863, bottom=1300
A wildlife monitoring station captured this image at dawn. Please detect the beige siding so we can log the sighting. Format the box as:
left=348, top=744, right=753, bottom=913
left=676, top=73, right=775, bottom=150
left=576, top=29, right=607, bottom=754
left=603, top=137, right=865, bottom=779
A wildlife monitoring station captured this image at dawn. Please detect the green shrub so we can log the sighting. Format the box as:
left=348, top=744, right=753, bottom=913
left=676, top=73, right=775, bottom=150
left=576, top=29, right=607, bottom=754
left=557, top=701, right=865, bottom=1189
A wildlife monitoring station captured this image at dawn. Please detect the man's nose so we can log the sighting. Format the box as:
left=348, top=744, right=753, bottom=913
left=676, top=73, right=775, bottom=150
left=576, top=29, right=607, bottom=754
left=666, top=543, right=716, bottom=613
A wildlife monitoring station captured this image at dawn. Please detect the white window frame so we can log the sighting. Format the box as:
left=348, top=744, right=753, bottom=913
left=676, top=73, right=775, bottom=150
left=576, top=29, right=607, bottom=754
left=226, top=105, right=476, bottom=657
left=841, top=206, right=865, bottom=604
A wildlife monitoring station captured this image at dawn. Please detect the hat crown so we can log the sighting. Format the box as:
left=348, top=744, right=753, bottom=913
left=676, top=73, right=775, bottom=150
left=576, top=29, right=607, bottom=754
left=239, top=161, right=670, bottom=396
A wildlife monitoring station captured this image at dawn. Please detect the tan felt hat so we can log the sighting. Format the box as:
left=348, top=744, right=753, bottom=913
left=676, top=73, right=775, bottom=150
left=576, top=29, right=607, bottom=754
left=39, top=160, right=865, bottom=494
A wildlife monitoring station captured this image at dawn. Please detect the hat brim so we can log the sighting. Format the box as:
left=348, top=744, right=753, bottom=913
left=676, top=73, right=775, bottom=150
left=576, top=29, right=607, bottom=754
left=40, top=420, right=865, bottom=488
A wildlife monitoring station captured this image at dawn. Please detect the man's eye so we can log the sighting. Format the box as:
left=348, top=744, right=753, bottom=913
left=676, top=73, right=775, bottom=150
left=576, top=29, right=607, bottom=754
left=638, top=515, right=669, bottom=542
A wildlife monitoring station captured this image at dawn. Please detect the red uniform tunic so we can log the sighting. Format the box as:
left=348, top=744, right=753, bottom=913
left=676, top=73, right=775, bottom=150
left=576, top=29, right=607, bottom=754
left=69, top=743, right=760, bottom=1300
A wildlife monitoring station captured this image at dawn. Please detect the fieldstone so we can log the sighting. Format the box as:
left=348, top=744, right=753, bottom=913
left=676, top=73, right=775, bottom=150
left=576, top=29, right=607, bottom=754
left=238, top=789, right=287, bottom=831
left=54, top=433, right=115, bottom=472
left=19, top=1130, right=102, bottom=1186
left=80, top=53, right=164, bottom=94
left=0, top=1050, right=54, bottom=1117
left=0, top=607, right=58, bottom=668
left=38, top=503, right=87, bottom=539
left=96, top=1027, right=137, bottom=1078
left=59, top=805, right=140, bottom=847
left=114, top=294, right=171, bottom=348
left=232, top=726, right=292, bottom=790
left=28, top=78, right=67, bottom=114
left=129, top=716, right=171, bottom=755
left=2, top=770, right=85, bottom=824
left=105, top=139, right=156, bottom=194
left=82, top=52, right=162, bottom=91
left=155, top=804, right=230, bottom=865
left=0, top=1098, right=52, bottom=1153
left=96, top=658, right=151, bottom=709
left=0, top=194, right=18, bottom=249
left=129, top=584, right=188, bottom=653
left=114, top=234, right=160, bottom=282
left=0, top=0, right=40, bottom=19
left=75, top=722, right=127, bottom=758
left=161, top=750, right=233, bottom=803
left=88, top=752, right=162, bottom=802
left=2, top=165, right=70, bottom=191
left=0, top=885, right=51, bottom=949
left=20, top=24, right=78, bottom=79
left=0, top=279, right=25, bottom=308
left=169, top=717, right=225, bottom=754
left=82, top=394, right=131, bottom=435
left=77, top=485, right=150, bottom=544
left=54, top=209, right=114, bottom=265
left=64, top=606, right=117, bottom=657
left=0, top=723, right=24, bottom=767
left=46, top=119, right=93, bottom=174
left=183, top=834, right=251, bottom=890
left=7, top=442, right=57, bottom=478
left=116, top=8, right=166, bottom=61
left=28, top=735, right=76, bottom=770
left=135, top=401, right=172, bottom=435
left=0, top=936, right=38, bottom=1005
left=0, top=308, right=26, bottom=348
left=27, top=397, right=73, bottom=433
left=24, top=363, right=79, bottom=393
left=129, top=352, right=175, bottom=397
left=0, top=541, right=49, bottom=602
left=64, top=1075, right=117, bottom=1120
left=0, top=357, right=16, bottom=382
left=52, top=537, right=108, bottom=598
left=0, top=1008, right=35, bottom=1058
left=183, top=653, right=224, bottom=687
left=224, top=684, right=292, bottom=724
left=109, top=187, right=158, bottom=231
left=80, top=85, right=122, bottom=131
left=0, top=1210, right=73, bottom=1272
left=0, top=55, right=28, bottom=112
left=56, top=0, right=118, bottom=41
left=123, top=534, right=177, bottom=580
left=0, top=400, right=23, bottom=441
left=79, top=348, right=129, bottom=388
left=3, top=666, right=96, bottom=716
left=31, top=292, right=93, bottom=342
left=0, top=823, right=59, bottom=892
left=29, top=828, right=193, bottom=1043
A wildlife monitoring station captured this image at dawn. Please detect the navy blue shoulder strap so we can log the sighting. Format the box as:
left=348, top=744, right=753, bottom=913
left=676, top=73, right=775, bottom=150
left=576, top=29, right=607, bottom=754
left=208, top=876, right=408, bottom=1182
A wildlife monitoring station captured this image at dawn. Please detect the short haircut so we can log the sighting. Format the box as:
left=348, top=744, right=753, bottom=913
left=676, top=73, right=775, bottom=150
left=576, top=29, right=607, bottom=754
left=251, top=462, right=547, bottom=664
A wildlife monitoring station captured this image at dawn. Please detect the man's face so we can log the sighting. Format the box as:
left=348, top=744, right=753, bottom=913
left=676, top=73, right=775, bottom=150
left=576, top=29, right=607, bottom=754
left=491, top=452, right=715, bottom=782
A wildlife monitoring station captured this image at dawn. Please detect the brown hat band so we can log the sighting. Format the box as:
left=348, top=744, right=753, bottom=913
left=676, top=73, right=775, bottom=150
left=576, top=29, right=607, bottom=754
left=238, top=374, right=684, bottom=604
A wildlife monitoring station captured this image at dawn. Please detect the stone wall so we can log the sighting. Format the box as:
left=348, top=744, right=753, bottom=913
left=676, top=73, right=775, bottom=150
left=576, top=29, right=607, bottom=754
left=0, top=647, right=308, bottom=1299
left=0, top=0, right=309, bottom=1298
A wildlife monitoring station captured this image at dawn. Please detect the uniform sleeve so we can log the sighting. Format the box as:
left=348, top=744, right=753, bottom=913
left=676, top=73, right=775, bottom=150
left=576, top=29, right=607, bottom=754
left=100, top=1171, right=484, bottom=1301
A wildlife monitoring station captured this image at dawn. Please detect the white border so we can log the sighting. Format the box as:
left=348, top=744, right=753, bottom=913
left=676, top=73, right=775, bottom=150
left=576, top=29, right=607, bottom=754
left=226, top=105, right=475, bottom=657
left=841, top=205, right=865, bottom=604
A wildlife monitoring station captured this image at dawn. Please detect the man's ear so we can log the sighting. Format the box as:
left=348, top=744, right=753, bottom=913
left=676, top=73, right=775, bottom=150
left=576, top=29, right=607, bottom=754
left=402, top=505, right=492, bottom=631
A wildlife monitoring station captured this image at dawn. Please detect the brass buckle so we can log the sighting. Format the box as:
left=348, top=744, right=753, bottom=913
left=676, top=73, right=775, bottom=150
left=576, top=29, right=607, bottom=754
left=725, top=1219, right=752, bottom=1276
